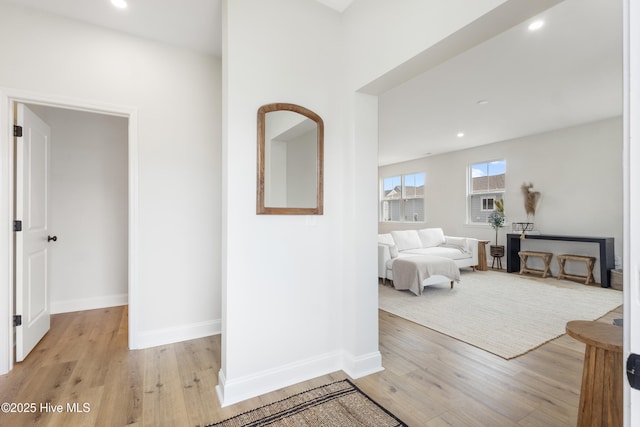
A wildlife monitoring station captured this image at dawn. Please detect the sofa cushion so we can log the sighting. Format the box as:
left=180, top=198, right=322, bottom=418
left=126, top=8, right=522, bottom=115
left=389, top=245, right=399, bottom=258
left=404, top=247, right=470, bottom=260
left=391, top=230, right=422, bottom=251
left=378, top=233, right=394, bottom=246
left=445, top=236, right=469, bottom=252
left=418, top=228, right=446, bottom=248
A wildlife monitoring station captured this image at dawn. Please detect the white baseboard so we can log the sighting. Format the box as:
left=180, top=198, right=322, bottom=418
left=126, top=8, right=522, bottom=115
left=217, top=350, right=344, bottom=407
left=51, top=293, right=128, bottom=314
left=342, top=350, right=384, bottom=379
left=134, top=318, right=221, bottom=349
left=216, top=350, right=384, bottom=407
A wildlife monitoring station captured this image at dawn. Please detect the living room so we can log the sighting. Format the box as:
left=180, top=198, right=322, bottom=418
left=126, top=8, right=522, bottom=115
left=1, top=0, right=638, bottom=424
left=377, top=0, right=623, bottom=268
left=373, top=3, right=626, bottom=422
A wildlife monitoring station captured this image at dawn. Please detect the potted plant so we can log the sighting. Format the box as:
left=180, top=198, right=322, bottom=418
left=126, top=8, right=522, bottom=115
left=488, top=199, right=505, bottom=259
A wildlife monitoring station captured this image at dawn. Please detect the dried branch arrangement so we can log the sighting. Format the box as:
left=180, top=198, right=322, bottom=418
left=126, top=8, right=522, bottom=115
left=521, top=182, right=540, bottom=220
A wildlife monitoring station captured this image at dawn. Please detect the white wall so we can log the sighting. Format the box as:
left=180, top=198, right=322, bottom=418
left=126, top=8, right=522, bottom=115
left=343, top=0, right=510, bottom=90
left=220, top=0, right=359, bottom=405
left=33, top=107, right=128, bottom=314
left=344, top=0, right=563, bottom=93
left=218, top=0, right=540, bottom=407
left=379, top=117, right=624, bottom=270
left=0, top=1, right=222, bottom=349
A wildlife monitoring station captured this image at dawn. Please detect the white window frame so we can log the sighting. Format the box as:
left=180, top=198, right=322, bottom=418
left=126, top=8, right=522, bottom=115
left=467, top=160, right=505, bottom=224
left=380, top=172, right=425, bottom=223
left=481, top=196, right=495, bottom=212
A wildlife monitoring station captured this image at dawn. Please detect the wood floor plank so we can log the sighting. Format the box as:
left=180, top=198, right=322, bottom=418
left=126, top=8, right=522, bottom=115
left=142, top=345, right=190, bottom=426
left=46, top=386, right=104, bottom=427
left=0, top=287, right=623, bottom=427
left=179, top=367, right=219, bottom=427
left=93, top=340, right=144, bottom=426
left=358, top=370, right=448, bottom=425
left=426, top=397, right=520, bottom=427
left=0, top=361, right=77, bottom=426
left=174, top=339, right=220, bottom=427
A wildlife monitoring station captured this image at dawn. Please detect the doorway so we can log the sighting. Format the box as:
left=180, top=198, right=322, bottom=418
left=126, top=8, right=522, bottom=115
left=23, top=105, right=128, bottom=316
left=0, top=89, right=139, bottom=374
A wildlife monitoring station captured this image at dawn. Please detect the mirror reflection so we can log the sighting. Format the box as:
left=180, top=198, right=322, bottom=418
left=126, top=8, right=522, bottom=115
left=257, top=103, right=323, bottom=215
left=265, top=112, right=317, bottom=208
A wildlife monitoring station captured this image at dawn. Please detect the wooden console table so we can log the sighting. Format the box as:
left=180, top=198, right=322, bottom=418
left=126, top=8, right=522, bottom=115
left=506, top=234, right=614, bottom=287
left=566, top=320, right=623, bottom=427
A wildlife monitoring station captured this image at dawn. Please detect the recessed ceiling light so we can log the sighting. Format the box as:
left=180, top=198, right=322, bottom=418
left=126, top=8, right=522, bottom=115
left=111, top=0, right=128, bottom=9
left=528, top=20, right=545, bottom=31
left=457, top=132, right=465, bottom=138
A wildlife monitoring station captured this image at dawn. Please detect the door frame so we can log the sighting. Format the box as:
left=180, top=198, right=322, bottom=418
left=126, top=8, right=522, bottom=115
left=0, top=87, right=140, bottom=374
left=624, top=0, right=639, bottom=424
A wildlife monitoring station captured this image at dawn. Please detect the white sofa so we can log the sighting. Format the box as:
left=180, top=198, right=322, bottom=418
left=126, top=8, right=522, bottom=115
left=378, top=228, right=479, bottom=282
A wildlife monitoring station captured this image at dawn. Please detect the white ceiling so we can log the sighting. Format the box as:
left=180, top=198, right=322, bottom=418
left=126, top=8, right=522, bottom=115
left=378, top=0, right=622, bottom=165
left=1, top=0, right=354, bottom=56
left=314, top=0, right=353, bottom=12
left=3, top=0, right=223, bottom=55
left=3, top=0, right=622, bottom=167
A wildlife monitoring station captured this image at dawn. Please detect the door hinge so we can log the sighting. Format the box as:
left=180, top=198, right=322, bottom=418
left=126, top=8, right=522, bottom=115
left=13, top=125, right=22, bottom=137
left=13, top=315, right=22, bottom=327
left=13, top=220, right=22, bottom=232
left=627, top=353, right=640, bottom=390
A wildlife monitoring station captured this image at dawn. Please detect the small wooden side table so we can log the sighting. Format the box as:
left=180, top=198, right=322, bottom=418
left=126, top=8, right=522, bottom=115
left=566, top=320, right=623, bottom=427
left=490, top=245, right=505, bottom=269
left=477, top=240, right=490, bottom=271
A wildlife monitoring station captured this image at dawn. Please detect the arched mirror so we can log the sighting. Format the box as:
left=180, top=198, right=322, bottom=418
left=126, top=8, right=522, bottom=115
left=257, top=103, right=324, bottom=215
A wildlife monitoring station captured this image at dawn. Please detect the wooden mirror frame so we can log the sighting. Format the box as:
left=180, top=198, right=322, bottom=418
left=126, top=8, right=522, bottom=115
left=256, top=103, right=324, bottom=215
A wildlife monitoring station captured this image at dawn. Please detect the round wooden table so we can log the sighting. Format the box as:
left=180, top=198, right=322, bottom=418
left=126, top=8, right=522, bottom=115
left=566, top=320, right=623, bottom=427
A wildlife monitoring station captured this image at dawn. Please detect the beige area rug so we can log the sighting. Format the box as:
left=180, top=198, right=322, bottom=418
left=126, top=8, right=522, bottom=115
left=207, top=379, right=407, bottom=426
left=379, top=270, right=623, bottom=359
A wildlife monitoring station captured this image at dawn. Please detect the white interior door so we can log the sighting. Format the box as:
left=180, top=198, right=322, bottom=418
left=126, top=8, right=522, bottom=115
left=15, top=103, right=52, bottom=362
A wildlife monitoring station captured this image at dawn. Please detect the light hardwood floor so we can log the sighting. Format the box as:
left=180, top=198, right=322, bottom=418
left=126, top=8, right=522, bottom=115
left=0, top=282, right=622, bottom=427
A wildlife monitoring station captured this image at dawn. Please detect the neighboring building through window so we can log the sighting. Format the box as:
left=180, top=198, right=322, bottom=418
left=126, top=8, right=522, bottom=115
left=469, top=160, right=505, bottom=223
left=381, top=172, right=425, bottom=222
left=481, top=196, right=496, bottom=211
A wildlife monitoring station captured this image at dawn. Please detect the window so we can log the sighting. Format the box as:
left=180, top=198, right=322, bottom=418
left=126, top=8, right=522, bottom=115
left=468, top=160, right=505, bottom=223
left=481, top=197, right=495, bottom=211
left=381, top=172, right=425, bottom=222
